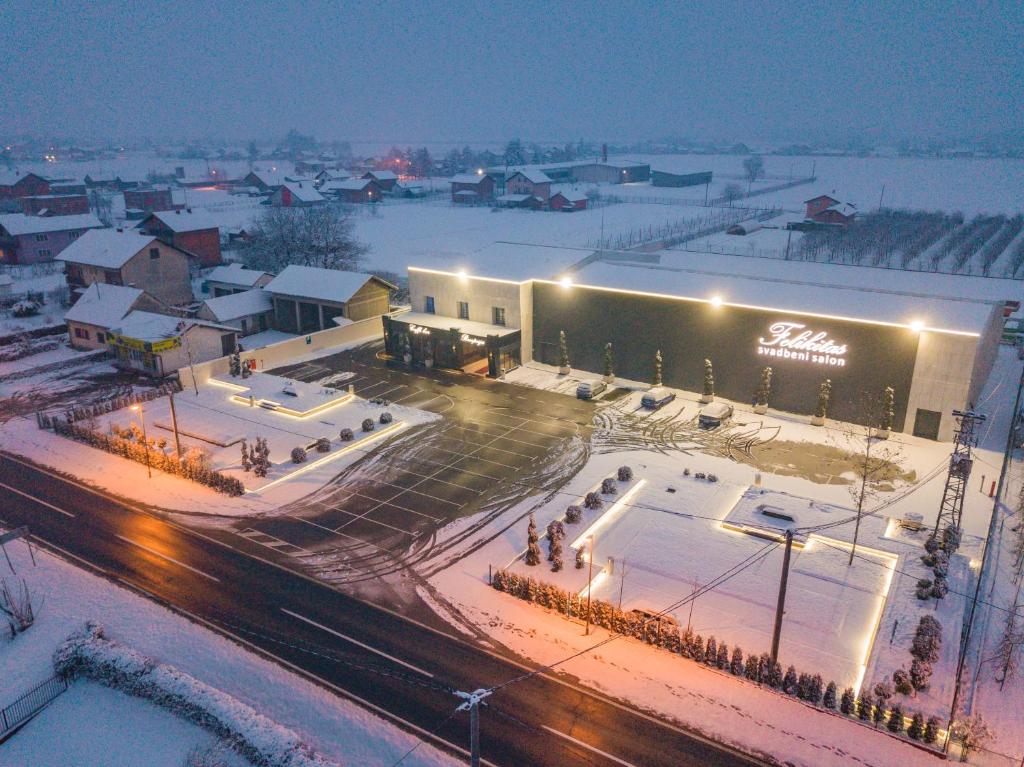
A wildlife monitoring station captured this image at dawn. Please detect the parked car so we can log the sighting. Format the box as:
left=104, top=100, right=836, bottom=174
left=698, top=401, right=734, bottom=429
left=641, top=386, right=676, bottom=410
left=576, top=379, right=607, bottom=400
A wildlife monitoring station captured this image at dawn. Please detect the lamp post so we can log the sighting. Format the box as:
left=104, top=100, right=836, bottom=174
left=584, top=534, right=595, bottom=636
left=131, top=404, right=152, bottom=479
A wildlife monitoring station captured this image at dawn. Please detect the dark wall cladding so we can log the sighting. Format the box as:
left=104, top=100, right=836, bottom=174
left=532, top=282, right=921, bottom=431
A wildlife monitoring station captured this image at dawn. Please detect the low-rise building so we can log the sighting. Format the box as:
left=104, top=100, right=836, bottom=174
left=107, top=311, right=237, bottom=376
left=204, top=263, right=273, bottom=296
left=265, top=265, right=395, bottom=334
left=571, top=160, right=650, bottom=184
left=123, top=187, right=177, bottom=214
left=549, top=188, right=589, bottom=212
left=269, top=180, right=325, bottom=207
left=505, top=170, right=553, bottom=203
left=651, top=169, right=714, bottom=188
left=64, top=282, right=166, bottom=350
left=137, top=209, right=222, bottom=267
left=57, top=228, right=194, bottom=306
left=20, top=194, right=90, bottom=216
left=362, top=170, right=398, bottom=191
left=196, top=288, right=273, bottom=336
left=0, top=213, right=104, bottom=264
left=450, top=173, right=496, bottom=204
left=327, top=178, right=384, bottom=204
left=0, top=172, right=51, bottom=200
left=804, top=195, right=858, bottom=227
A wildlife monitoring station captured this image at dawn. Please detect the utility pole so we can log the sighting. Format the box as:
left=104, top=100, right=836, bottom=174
left=585, top=534, right=595, bottom=635
left=167, top=387, right=183, bottom=461
left=770, top=530, right=794, bottom=665
left=455, top=688, right=491, bottom=767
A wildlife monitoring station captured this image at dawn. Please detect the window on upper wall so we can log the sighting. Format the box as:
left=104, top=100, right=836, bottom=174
left=149, top=247, right=160, bottom=259
left=492, top=307, right=506, bottom=326
left=37, top=249, right=51, bottom=259
left=457, top=301, right=469, bottom=320
left=35, top=233, right=48, bottom=242
left=424, top=296, right=435, bottom=313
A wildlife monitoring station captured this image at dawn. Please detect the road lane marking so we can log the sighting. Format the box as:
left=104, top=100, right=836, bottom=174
left=541, top=726, right=639, bottom=767
left=114, top=534, right=221, bottom=582
left=280, top=608, right=434, bottom=678
left=0, top=481, right=76, bottom=517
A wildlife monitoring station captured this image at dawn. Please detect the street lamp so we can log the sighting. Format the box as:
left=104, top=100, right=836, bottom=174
left=584, top=534, right=595, bottom=636
left=130, top=404, right=152, bottom=479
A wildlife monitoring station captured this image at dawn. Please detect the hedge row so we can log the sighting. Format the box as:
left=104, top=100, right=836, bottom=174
left=492, top=568, right=943, bottom=745
left=37, top=381, right=182, bottom=429
left=54, top=420, right=244, bottom=496
left=54, top=623, right=338, bottom=767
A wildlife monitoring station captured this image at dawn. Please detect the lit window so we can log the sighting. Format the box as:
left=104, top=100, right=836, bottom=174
left=457, top=301, right=469, bottom=320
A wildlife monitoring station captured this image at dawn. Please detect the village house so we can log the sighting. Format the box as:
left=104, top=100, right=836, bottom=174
left=0, top=172, right=51, bottom=200
left=450, top=173, right=496, bottom=204
left=204, top=263, right=273, bottom=296
left=264, top=265, right=395, bottom=334
left=107, top=311, right=237, bottom=376
left=240, top=169, right=289, bottom=192
left=361, top=170, right=398, bottom=192
left=64, top=282, right=167, bottom=351
left=314, top=169, right=351, bottom=186
left=804, top=194, right=858, bottom=227
left=196, top=288, right=273, bottom=336
left=269, top=180, right=325, bottom=207
left=0, top=212, right=104, bottom=264
left=123, top=187, right=178, bottom=214
left=19, top=194, right=91, bottom=216
left=48, top=178, right=88, bottom=196
left=327, top=178, right=384, bottom=204
left=136, top=208, right=222, bottom=267
left=505, top=169, right=553, bottom=203
left=549, top=188, right=589, bottom=212
left=57, top=228, right=194, bottom=306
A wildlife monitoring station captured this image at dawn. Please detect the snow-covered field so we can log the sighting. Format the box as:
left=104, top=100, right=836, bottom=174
left=0, top=534, right=454, bottom=767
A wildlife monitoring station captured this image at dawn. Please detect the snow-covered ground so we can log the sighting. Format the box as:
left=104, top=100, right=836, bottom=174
left=0, top=533, right=454, bottom=767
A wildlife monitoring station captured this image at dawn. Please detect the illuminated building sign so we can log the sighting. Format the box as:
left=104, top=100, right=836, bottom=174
left=460, top=333, right=486, bottom=347
left=757, top=321, right=847, bottom=367
left=408, top=324, right=431, bottom=335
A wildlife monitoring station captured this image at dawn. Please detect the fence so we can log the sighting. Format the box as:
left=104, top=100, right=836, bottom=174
left=0, top=674, right=69, bottom=738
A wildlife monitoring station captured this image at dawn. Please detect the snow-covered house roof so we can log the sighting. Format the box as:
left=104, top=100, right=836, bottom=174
left=64, top=283, right=148, bottom=328
left=450, top=173, right=492, bottom=185
left=280, top=181, right=324, bottom=203
left=332, top=178, right=378, bottom=191
left=199, top=288, right=272, bottom=322
left=826, top=202, right=858, bottom=217
left=139, top=209, right=221, bottom=233
left=265, top=265, right=395, bottom=304
left=205, top=263, right=271, bottom=288
left=110, top=311, right=231, bottom=342
left=509, top=169, right=553, bottom=184
left=0, top=212, right=103, bottom=236
left=496, top=193, right=535, bottom=203
left=55, top=229, right=162, bottom=268
left=551, top=187, right=589, bottom=203
left=364, top=170, right=397, bottom=181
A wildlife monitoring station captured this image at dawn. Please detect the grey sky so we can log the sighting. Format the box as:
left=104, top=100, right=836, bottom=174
left=2, top=0, right=1020, bottom=145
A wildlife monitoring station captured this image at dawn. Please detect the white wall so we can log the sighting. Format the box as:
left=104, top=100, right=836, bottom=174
left=905, top=330, right=979, bottom=440
left=409, top=270, right=523, bottom=330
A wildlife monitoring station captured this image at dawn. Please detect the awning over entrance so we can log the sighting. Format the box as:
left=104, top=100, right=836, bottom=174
left=398, top=311, right=519, bottom=339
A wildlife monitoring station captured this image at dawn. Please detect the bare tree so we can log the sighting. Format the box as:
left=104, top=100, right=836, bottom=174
left=0, top=578, right=36, bottom=636
left=239, top=204, right=368, bottom=273
left=950, top=714, right=993, bottom=761
left=722, top=183, right=743, bottom=207
left=743, top=155, right=765, bottom=192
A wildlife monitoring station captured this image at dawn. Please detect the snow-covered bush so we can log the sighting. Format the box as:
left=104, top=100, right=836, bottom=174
left=601, top=477, right=617, bottom=495
left=565, top=505, right=582, bottom=523
left=290, top=447, right=307, bottom=464
left=839, top=687, right=855, bottom=714
left=892, top=667, right=913, bottom=695
left=361, top=418, right=375, bottom=432
left=823, top=681, right=838, bottom=709
left=617, top=466, right=633, bottom=482
left=11, top=300, right=41, bottom=318
left=54, top=623, right=338, bottom=767
left=315, top=438, right=330, bottom=453
left=915, top=578, right=933, bottom=600
left=0, top=578, right=36, bottom=636
left=339, top=428, right=353, bottom=441
left=583, top=491, right=603, bottom=510
left=379, top=411, right=393, bottom=424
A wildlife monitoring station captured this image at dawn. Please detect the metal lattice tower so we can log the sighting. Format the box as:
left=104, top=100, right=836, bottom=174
left=933, top=409, right=986, bottom=536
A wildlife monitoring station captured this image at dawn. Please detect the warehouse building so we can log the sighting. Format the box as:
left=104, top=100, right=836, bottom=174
left=392, top=246, right=1016, bottom=441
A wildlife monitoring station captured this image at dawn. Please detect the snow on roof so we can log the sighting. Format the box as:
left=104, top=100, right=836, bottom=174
left=55, top=228, right=159, bottom=268
left=450, top=173, right=492, bottom=184
left=142, top=208, right=221, bottom=232
left=333, top=178, right=376, bottom=191
left=206, top=263, right=270, bottom=287
left=111, top=310, right=229, bottom=342
left=365, top=170, right=397, bottom=181
left=200, top=288, right=272, bottom=321
left=825, top=201, right=858, bottom=216
left=804, top=194, right=841, bottom=204
left=600, top=158, right=648, bottom=169
left=509, top=169, right=553, bottom=184
left=0, top=212, right=103, bottom=236
left=0, top=171, right=47, bottom=186
left=281, top=181, right=324, bottom=203
left=265, top=265, right=387, bottom=303
left=411, top=241, right=587, bottom=282
left=572, top=250, right=1015, bottom=334
left=64, top=283, right=145, bottom=328
left=398, top=311, right=519, bottom=338
left=551, top=186, right=589, bottom=202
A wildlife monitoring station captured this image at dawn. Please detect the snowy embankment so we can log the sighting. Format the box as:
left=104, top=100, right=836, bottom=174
left=0, top=535, right=455, bottom=767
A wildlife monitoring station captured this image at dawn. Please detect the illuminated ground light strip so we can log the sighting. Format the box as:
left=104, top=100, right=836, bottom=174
left=569, top=479, right=647, bottom=551
left=578, top=569, right=609, bottom=599
left=247, top=420, right=406, bottom=494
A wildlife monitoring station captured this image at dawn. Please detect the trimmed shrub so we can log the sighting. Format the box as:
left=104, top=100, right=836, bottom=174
left=291, top=447, right=307, bottom=464
left=583, top=491, right=603, bottom=510
left=617, top=466, right=633, bottom=481
left=601, top=477, right=617, bottom=495
left=379, top=411, right=393, bottom=424
left=362, top=418, right=375, bottom=432
left=339, top=428, right=354, bottom=441
left=315, top=438, right=330, bottom=453
left=565, top=505, right=582, bottom=523
left=839, top=687, right=855, bottom=715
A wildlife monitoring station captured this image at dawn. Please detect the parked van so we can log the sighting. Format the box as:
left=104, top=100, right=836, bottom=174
left=576, top=379, right=607, bottom=400
left=641, top=387, right=676, bottom=410
left=698, top=402, right=734, bottom=429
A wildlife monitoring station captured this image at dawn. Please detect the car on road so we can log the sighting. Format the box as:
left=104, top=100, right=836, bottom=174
left=698, top=401, right=734, bottom=429
left=641, top=386, right=676, bottom=410
left=576, top=379, right=607, bottom=400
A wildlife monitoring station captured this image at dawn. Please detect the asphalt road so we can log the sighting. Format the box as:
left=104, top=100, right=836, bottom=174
left=0, top=452, right=765, bottom=767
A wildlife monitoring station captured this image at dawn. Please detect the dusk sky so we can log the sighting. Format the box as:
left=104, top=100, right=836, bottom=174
left=2, top=0, right=1020, bottom=145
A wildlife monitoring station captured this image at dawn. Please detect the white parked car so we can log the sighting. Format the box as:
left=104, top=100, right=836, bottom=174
left=641, top=387, right=676, bottom=410
left=698, top=402, right=734, bottom=429
left=576, top=379, right=607, bottom=400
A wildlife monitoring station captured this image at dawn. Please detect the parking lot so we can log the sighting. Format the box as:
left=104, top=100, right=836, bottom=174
left=227, top=343, right=593, bottom=582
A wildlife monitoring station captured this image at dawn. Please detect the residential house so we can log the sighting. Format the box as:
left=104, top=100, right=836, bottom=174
left=196, top=288, right=273, bottom=336
left=64, top=282, right=166, bottom=350
left=0, top=213, right=104, bottom=264
left=0, top=172, right=51, bottom=200
left=83, top=174, right=140, bottom=191
left=505, top=170, right=553, bottom=203
left=269, top=180, right=325, bottom=207
left=123, top=187, right=178, bottom=214
left=362, top=170, right=398, bottom=192
left=57, top=228, right=194, bottom=306
left=329, top=178, right=384, bottom=204
left=314, top=169, right=351, bottom=186
left=804, top=195, right=858, bottom=227
left=450, top=174, right=496, bottom=204
left=106, top=311, right=236, bottom=376
left=205, top=263, right=273, bottom=296
left=48, top=179, right=88, bottom=196
left=137, top=209, right=222, bottom=267
left=549, top=188, right=589, bottom=212
left=20, top=194, right=90, bottom=216
left=265, top=265, right=396, bottom=334
left=391, top=181, right=426, bottom=198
